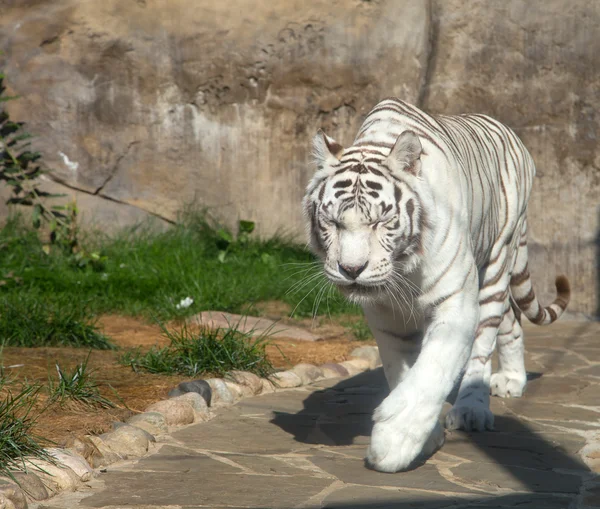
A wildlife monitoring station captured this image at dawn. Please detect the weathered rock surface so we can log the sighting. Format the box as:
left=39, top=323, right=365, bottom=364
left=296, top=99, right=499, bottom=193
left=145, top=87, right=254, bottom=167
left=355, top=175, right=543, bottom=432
left=127, top=411, right=168, bottom=435
left=0, top=480, right=27, bottom=509
left=22, top=459, right=81, bottom=495
left=269, top=370, right=303, bottom=388
left=145, top=399, right=195, bottom=426
left=204, top=378, right=235, bottom=407
left=423, top=0, right=600, bottom=316
left=2, top=473, right=47, bottom=502
left=169, top=379, right=212, bottom=406
left=349, top=346, right=381, bottom=370
left=227, top=371, right=264, bottom=395
left=291, top=363, right=323, bottom=384
left=45, top=448, right=94, bottom=481
left=99, top=425, right=151, bottom=458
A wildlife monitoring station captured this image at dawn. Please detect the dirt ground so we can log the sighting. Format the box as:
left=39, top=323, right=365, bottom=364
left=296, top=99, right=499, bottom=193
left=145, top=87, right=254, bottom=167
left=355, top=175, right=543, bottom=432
left=1, top=304, right=373, bottom=445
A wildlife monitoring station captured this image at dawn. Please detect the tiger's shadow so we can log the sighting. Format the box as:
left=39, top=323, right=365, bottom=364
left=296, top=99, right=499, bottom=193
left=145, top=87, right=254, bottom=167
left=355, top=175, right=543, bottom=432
left=269, top=368, right=590, bottom=489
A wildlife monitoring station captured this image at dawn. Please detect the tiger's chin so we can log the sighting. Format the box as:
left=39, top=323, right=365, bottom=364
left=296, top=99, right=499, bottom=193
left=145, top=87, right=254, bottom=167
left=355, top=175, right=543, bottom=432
left=338, top=283, right=387, bottom=305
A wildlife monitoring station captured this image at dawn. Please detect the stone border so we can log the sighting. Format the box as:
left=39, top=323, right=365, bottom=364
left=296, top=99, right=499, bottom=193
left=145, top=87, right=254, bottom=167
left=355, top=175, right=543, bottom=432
left=0, top=346, right=381, bottom=508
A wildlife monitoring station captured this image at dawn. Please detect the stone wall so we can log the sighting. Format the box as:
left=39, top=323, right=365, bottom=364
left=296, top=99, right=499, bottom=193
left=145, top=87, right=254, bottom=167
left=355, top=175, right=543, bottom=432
left=0, top=0, right=598, bottom=317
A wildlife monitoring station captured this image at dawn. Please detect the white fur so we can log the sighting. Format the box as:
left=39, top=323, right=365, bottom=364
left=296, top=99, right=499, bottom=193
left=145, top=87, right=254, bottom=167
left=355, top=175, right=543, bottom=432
left=303, top=98, right=565, bottom=472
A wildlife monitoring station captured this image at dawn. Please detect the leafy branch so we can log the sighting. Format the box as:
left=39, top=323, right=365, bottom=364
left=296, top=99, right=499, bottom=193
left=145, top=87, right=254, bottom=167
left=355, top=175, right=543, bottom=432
left=0, top=71, right=78, bottom=254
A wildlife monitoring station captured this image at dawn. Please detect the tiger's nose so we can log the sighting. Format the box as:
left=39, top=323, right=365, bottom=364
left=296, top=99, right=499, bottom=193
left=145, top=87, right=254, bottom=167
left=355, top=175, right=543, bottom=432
left=338, top=261, right=368, bottom=280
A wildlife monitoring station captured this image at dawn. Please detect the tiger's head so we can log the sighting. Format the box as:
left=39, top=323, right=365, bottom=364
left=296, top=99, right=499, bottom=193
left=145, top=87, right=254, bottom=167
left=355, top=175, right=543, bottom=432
left=302, top=129, right=427, bottom=304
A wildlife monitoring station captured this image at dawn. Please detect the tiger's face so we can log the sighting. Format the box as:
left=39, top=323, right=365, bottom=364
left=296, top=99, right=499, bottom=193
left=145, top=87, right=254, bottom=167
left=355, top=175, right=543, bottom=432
left=303, top=130, right=426, bottom=304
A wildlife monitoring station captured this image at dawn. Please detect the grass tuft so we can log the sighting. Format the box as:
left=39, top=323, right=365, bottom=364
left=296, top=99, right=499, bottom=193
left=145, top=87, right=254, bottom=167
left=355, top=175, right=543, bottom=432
left=48, top=352, right=116, bottom=409
left=120, top=320, right=275, bottom=378
left=0, top=369, right=51, bottom=481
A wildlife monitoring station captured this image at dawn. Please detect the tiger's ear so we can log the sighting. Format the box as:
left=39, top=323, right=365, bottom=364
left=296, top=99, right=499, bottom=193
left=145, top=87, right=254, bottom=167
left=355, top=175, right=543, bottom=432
left=312, top=129, right=344, bottom=168
left=387, top=130, right=422, bottom=176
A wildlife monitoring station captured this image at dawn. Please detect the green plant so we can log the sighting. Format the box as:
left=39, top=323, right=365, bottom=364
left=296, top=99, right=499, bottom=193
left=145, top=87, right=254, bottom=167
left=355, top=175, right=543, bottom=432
left=347, top=318, right=373, bottom=341
left=216, top=219, right=255, bottom=263
left=0, top=290, right=114, bottom=349
left=0, top=73, right=74, bottom=247
left=121, top=319, right=275, bottom=378
left=0, top=371, right=51, bottom=481
left=48, top=352, right=116, bottom=408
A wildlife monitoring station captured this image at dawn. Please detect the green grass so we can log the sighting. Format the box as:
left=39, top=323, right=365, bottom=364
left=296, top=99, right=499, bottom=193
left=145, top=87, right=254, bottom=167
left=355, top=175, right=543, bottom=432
left=347, top=318, right=373, bottom=341
left=0, top=210, right=359, bottom=348
left=48, top=352, right=116, bottom=408
left=0, top=370, right=51, bottom=481
left=120, top=321, right=275, bottom=378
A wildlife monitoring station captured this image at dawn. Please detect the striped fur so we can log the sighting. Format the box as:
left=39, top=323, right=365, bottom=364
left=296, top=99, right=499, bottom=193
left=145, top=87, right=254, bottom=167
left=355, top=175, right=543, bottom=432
left=302, top=98, right=570, bottom=473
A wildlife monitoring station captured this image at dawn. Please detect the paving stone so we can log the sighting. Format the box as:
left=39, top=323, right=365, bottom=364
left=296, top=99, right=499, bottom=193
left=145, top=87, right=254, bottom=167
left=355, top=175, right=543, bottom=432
left=349, top=346, right=382, bottom=369
left=270, top=370, right=303, bottom=388
left=171, top=379, right=212, bottom=405
left=204, top=377, right=235, bottom=407
left=582, top=484, right=600, bottom=508
left=459, top=494, right=577, bottom=508
left=227, top=370, right=263, bottom=395
left=26, top=320, right=600, bottom=509
left=577, top=365, right=600, bottom=378
left=292, top=363, right=324, bottom=384
left=45, top=449, right=94, bottom=481
left=526, top=350, right=590, bottom=374
left=522, top=375, right=591, bottom=402
left=171, top=405, right=313, bottom=454
left=0, top=480, right=27, bottom=509
left=192, top=311, right=321, bottom=341
left=309, top=449, right=476, bottom=493
left=449, top=461, right=582, bottom=494
left=127, top=411, right=168, bottom=435
left=320, top=485, right=466, bottom=509
left=99, top=425, right=151, bottom=458
left=499, top=399, right=600, bottom=422
left=145, top=399, right=195, bottom=425
left=3, top=472, right=47, bottom=501
left=76, top=452, right=331, bottom=508
left=575, top=383, right=600, bottom=406
left=441, top=430, right=588, bottom=472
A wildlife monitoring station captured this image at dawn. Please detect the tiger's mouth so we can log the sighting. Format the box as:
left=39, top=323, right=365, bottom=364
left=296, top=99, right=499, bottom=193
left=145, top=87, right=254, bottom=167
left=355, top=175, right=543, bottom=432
left=338, top=282, right=384, bottom=299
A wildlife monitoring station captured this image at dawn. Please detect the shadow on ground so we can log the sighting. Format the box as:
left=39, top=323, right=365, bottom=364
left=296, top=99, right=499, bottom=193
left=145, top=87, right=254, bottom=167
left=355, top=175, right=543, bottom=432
left=271, top=368, right=596, bottom=508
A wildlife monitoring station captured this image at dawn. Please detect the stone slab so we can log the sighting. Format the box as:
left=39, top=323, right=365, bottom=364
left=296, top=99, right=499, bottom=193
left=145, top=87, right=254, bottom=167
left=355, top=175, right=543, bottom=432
left=192, top=311, right=322, bottom=341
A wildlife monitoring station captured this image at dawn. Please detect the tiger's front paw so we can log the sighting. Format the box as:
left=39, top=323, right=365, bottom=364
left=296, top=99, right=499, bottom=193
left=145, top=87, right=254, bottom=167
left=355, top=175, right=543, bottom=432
left=490, top=372, right=526, bottom=398
left=366, top=395, right=442, bottom=472
left=444, top=401, right=494, bottom=431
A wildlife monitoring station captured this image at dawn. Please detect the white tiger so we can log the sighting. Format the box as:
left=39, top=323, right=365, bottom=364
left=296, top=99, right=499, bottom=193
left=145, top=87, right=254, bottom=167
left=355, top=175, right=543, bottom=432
left=302, top=97, right=570, bottom=473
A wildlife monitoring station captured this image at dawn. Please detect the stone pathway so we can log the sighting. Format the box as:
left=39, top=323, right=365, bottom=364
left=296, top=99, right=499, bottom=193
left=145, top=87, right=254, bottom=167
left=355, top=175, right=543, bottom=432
left=36, top=321, right=600, bottom=509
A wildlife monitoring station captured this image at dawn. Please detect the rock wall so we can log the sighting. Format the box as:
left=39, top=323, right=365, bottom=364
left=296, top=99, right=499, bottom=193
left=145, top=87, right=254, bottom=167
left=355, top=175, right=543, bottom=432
left=0, top=0, right=598, bottom=317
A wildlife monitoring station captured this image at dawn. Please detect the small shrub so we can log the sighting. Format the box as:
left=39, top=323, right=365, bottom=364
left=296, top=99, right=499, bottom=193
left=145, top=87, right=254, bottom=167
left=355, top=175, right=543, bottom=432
left=121, top=320, right=274, bottom=378
left=48, top=353, right=115, bottom=408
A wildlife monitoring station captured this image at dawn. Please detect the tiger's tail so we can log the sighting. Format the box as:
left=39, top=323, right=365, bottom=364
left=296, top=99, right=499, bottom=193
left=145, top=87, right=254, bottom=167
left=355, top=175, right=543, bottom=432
left=509, top=220, right=570, bottom=325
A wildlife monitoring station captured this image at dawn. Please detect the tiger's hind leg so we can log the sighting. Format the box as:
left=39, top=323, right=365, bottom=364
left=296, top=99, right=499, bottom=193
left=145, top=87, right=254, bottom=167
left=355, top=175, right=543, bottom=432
left=490, top=300, right=527, bottom=398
